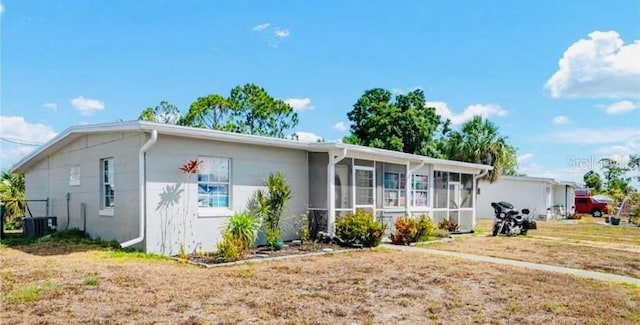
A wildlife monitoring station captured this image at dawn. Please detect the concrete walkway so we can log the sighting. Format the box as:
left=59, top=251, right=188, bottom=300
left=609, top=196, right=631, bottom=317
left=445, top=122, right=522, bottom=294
left=382, top=244, right=640, bottom=285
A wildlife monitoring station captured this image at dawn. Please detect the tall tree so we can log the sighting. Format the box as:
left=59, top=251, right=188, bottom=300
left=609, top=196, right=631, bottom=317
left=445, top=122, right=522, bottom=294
left=628, top=154, right=640, bottom=182
left=599, top=158, right=630, bottom=193
left=346, top=88, right=442, bottom=155
left=583, top=170, right=603, bottom=192
left=0, top=171, right=25, bottom=230
left=177, top=94, right=232, bottom=130
left=440, top=116, right=516, bottom=183
left=227, top=83, right=298, bottom=138
left=138, top=101, right=180, bottom=124
left=179, top=84, right=298, bottom=138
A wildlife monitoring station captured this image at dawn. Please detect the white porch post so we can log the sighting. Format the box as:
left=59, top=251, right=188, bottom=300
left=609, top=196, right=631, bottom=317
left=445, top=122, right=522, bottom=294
left=405, top=162, right=411, bottom=216
left=327, top=148, right=347, bottom=236
left=327, top=159, right=336, bottom=235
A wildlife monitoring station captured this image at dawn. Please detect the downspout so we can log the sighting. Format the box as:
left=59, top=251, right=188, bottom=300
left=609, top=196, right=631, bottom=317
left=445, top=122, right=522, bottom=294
left=121, top=129, right=158, bottom=248
left=327, top=148, right=347, bottom=236
left=406, top=160, right=425, bottom=216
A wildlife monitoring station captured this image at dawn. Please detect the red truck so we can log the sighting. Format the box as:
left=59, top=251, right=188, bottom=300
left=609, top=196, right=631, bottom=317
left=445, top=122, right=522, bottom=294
left=574, top=189, right=609, bottom=217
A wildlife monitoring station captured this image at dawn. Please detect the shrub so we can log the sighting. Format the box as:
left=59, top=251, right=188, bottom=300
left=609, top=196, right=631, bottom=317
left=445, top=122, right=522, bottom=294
left=438, top=219, right=460, bottom=232
left=216, top=232, right=243, bottom=262
left=255, top=172, right=292, bottom=250
left=390, top=215, right=435, bottom=245
left=265, top=227, right=282, bottom=251
left=335, top=210, right=385, bottom=247
left=225, top=211, right=260, bottom=250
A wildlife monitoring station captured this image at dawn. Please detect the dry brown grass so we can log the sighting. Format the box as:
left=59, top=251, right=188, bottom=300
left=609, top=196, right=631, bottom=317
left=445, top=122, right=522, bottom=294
left=1, top=245, right=639, bottom=324
left=429, top=217, right=640, bottom=278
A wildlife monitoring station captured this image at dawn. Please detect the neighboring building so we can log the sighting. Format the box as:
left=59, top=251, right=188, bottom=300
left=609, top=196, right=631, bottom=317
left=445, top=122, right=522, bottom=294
left=13, top=121, right=492, bottom=255
left=476, top=175, right=578, bottom=220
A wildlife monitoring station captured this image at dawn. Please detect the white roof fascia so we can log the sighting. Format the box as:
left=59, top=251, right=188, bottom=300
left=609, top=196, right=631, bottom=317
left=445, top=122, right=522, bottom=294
left=13, top=120, right=493, bottom=174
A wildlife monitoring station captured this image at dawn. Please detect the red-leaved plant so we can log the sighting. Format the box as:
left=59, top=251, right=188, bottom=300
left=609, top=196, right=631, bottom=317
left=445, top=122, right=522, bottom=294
left=179, top=159, right=202, bottom=174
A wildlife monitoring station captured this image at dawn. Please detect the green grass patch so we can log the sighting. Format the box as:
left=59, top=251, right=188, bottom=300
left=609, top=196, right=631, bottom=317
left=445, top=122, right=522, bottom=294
left=1, top=228, right=120, bottom=249
left=6, top=281, right=58, bottom=304
left=83, top=274, right=100, bottom=286
left=98, top=249, right=170, bottom=261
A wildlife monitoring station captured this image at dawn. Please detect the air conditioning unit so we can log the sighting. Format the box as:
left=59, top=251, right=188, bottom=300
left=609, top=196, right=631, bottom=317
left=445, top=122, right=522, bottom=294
left=23, top=216, right=57, bottom=238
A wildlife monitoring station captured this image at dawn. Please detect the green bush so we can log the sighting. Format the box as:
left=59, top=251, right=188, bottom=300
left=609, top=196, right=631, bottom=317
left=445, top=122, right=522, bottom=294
left=390, top=214, right=435, bottom=245
left=225, top=211, right=260, bottom=250
left=335, top=210, right=385, bottom=247
left=216, top=232, right=243, bottom=262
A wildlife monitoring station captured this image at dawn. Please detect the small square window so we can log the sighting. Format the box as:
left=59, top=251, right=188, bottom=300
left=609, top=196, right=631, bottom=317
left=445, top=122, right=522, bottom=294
left=69, top=166, right=81, bottom=186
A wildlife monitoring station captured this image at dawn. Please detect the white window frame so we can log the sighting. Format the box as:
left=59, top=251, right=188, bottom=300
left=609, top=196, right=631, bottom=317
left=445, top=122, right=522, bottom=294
left=100, top=158, right=114, bottom=216
left=353, top=165, right=375, bottom=212
left=197, top=156, right=233, bottom=217
left=69, top=166, right=81, bottom=186
left=383, top=169, right=406, bottom=209
left=411, top=174, right=430, bottom=208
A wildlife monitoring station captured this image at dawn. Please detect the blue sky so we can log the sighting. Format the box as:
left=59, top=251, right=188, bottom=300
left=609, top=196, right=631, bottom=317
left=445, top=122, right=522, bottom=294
left=1, top=1, right=639, bottom=184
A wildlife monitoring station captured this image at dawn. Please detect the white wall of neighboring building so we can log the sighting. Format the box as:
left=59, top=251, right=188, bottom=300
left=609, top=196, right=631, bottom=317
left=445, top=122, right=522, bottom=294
left=476, top=176, right=569, bottom=219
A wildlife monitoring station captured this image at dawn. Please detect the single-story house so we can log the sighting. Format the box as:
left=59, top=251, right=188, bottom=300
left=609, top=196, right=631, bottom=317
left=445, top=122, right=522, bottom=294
left=13, top=121, right=492, bottom=255
left=475, top=175, right=578, bottom=220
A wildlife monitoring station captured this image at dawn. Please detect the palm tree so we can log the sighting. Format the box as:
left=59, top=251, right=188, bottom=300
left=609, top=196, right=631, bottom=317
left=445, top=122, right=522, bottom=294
left=0, top=170, right=26, bottom=229
left=441, top=116, right=515, bottom=183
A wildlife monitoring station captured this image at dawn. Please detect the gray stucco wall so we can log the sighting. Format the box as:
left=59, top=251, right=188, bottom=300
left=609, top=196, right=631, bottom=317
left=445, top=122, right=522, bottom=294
left=144, top=135, right=309, bottom=255
left=24, top=132, right=144, bottom=245
left=308, top=152, right=328, bottom=210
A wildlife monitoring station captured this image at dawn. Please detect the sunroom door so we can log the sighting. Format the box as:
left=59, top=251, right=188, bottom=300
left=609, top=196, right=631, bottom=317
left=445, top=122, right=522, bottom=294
left=354, top=166, right=375, bottom=214
left=448, top=182, right=461, bottom=226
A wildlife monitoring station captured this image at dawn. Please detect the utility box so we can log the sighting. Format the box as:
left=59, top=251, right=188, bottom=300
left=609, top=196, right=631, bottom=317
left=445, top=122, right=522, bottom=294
left=23, top=216, right=57, bottom=238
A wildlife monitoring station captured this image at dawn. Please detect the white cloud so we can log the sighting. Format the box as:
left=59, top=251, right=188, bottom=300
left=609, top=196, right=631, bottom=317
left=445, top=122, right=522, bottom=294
left=274, top=28, right=290, bottom=38
left=43, top=102, right=58, bottom=111
left=548, top=127, right=640, bottom=144
left=285, top=98, right=314, bottom=112
left=595, top=137, right=640, bottom=157
left=333, top=121, right=348, bottom=132
left=552, top=115, right=569, bottom=125
left=516, top=153, right=533, bottom=164
left=0, top=115, right=57, bottom=168
left=294, top=131, right=323, bottom=143
left=252, top=23, right=271, bottom=32
left=0, top=2, right=4, bottom=15
left=604, top=100, right=638, bottom=115
left=545, top=31, right=640, bottom=98
left=69, top=96, right=105, bottom=115
left=425, top=101, right=508, bottom=125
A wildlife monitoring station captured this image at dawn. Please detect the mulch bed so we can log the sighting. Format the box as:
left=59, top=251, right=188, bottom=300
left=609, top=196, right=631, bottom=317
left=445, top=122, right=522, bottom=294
left=187, top=241, right=353, bottom=265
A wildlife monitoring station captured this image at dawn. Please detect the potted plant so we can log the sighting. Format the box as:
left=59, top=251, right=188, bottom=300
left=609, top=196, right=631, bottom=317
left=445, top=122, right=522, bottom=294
left=607, top=203, right=620, bottom=226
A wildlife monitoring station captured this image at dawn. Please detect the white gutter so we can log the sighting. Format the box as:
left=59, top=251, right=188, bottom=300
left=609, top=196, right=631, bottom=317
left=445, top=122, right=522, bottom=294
left=121, top=129, right=158, bottom=248
left=327, top=148, right=348, bottom=236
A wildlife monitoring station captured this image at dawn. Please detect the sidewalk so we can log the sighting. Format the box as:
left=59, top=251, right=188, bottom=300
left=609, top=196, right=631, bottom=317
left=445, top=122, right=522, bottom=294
left=382, top=244, right=640, bottom=285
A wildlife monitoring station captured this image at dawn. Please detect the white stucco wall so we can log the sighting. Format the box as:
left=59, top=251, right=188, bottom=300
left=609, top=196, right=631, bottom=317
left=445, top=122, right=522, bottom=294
left=476, top=177, right=554, bottom=219
left=144, top=135, right=308, bottom=255
left=24, top=132, right=144, bottom=244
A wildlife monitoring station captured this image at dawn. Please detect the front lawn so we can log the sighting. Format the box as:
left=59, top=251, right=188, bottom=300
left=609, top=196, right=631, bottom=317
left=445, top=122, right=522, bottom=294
left=1, top=241, right=639, bottom=324
left=426, top=217, right=640, bottom=278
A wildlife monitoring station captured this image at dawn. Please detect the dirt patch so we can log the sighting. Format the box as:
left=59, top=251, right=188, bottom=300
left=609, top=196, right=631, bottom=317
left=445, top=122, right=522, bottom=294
left=1, top=246, right=639, bottom=324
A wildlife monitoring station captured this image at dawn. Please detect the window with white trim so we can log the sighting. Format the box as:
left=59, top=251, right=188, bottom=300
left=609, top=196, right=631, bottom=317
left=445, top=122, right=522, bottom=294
left=412, top=174, right=429, bottom=207
left=198, top=157, right=231, bottom=208
left=101, top=159, right=114, bottom=208
left=383, top=172, right=405, bottom=207
left=69, top=166, right=81, bottom=186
